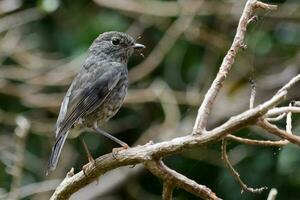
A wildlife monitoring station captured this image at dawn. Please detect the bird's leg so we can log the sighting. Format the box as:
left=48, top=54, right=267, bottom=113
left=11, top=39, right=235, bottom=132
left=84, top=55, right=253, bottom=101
left=80, top=137, right=96, bottom=177
left=93, top=123, right=129, bottom=148
left=93, top=123, right=129, bottom=159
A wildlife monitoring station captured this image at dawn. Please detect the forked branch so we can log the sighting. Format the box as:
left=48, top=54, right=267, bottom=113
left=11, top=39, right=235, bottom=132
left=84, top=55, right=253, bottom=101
left=145, top=160, right=222, bottom=200
left=192, top=0, right=277, bottom=132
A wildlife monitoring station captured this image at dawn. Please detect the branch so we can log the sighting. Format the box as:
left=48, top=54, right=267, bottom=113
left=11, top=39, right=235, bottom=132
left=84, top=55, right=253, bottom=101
left=286, top=103, right=292, bottom=134
left=266, top=113, right=286, bottom=122
left=50, top=89, right=285, bottom=199
left=249, top=79, right=256, bottom=109
left=277, top=73, right=300, bottom=94
left=226, top=135, right=288, bottom=147
left=144, top=160, right=221, bottom=200
left=162, top=182, right=173, bottom=200
left=192, top=0, right=277, bottom=132
left=258, top=94, right=300, bottom=146
left=266, top=106, right=300, bottom=117
left=258, top=120, right=300, bottom=146
left=221, top=140, right=268, bottom=193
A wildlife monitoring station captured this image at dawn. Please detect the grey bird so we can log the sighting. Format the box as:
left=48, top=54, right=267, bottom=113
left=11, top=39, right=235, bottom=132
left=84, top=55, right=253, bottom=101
left=47, top=31, right=145, bottom=174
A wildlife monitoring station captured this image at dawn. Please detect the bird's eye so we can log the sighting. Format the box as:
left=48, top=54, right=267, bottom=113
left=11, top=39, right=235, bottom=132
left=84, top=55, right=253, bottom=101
left=111, top=38, right=120, bottom=45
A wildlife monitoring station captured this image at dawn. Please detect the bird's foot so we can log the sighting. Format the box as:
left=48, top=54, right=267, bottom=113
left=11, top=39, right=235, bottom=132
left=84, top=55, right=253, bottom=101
left=82, top=156, right=96, bottom=176
left=82, top=157, right=99, bottom=184
left=112, top=144, right=129, bottom=160
left=81, top=137, right=97, bottom=177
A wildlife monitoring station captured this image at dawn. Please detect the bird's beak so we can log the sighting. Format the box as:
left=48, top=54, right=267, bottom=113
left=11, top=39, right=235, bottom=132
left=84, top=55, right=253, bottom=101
left=133, top=43, right=145, bottom=50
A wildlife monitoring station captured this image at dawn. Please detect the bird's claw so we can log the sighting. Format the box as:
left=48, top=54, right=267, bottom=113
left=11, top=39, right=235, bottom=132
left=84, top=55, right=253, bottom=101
left=82, top=158, right=100, bottom=184
left=112, top=144, right=129, bottom=160
left=82, top=157, right=96, bottom=176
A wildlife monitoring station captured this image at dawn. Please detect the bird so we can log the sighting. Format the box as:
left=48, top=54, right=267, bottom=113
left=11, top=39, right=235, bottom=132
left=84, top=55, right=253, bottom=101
left=47, top=31, right=145, bottom=174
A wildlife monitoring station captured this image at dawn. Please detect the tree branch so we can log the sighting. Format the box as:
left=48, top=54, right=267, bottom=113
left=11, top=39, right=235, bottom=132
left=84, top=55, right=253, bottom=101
left=226, top=135, right=288, bottom=147
left=266, top=113, right=286, bottom=122
left=192, top=0, right=277, bottom=132
left=221, top=140, right=268, bottom=193
left=162, top=182, right=173, bottom=200
left=50, top=88, right=286, bottom=199
left=144, top=160, right=222, bottom=200
left=266, top=106, right=300, bottom=117
left=249, top=79, right=256, bottom=109
left=258, top=120, right=300, bottom=146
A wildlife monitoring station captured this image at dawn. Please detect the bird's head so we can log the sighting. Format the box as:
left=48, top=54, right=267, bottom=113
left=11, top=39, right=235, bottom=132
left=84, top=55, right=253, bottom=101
left=89, top=31, right=145, bottom=64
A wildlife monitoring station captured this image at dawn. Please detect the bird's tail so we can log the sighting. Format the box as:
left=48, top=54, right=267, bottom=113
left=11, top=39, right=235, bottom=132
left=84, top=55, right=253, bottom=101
left=46, top=131, right=69, bottom=175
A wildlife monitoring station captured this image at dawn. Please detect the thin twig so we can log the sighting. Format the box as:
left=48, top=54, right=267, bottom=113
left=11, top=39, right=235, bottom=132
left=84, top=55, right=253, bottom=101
left=258, top=120, right=300, bottom=146
left=277, top=74, right=300, bottom=94
left=266, top=113, right=286, bottom=122
left=286, top=103, right=292, bottom=134
left=226, top=134, right=288, bottom=147
left=249, top=79, right=256, bottom=109
left=266, top=106, right=300, bottom=117
left=221, top=140, right=268, bottom=193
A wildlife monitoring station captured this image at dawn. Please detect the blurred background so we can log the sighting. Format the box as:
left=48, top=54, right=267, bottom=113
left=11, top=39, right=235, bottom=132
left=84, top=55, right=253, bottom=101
left=0, top=0, right=300, bottom=199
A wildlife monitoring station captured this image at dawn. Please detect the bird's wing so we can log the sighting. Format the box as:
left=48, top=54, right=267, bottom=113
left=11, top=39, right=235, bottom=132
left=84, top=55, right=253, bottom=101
left=55, top=84, right=73, bottom=137
left=55, top=64, right=122, bottom=138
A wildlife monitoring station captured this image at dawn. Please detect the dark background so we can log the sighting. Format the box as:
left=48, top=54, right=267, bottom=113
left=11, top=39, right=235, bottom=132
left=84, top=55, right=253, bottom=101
left=0, top=0, right=300, bottom=199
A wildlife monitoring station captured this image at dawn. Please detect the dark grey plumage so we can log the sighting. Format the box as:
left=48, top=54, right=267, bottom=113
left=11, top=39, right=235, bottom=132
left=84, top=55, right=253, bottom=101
left=47, top=31, right=145, bottom=173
